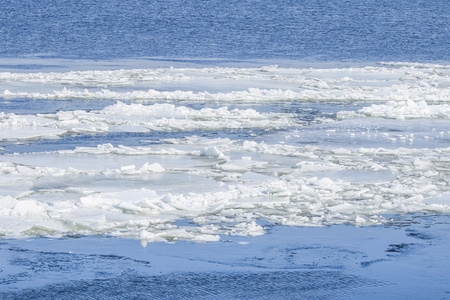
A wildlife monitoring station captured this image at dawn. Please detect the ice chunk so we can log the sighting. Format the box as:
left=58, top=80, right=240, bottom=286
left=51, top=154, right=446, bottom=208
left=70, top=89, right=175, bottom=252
left=139, top=162, right=165, bottom=173
left=200, top=146, right=225, bottom=158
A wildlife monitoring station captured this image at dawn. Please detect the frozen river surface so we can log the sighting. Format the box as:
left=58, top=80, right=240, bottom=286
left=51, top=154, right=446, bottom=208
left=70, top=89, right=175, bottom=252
left=1, top=0, right=450, bottom=296
left=1, top=60, right=450, bottom=298
left=1, top=61, right=450, bottom=241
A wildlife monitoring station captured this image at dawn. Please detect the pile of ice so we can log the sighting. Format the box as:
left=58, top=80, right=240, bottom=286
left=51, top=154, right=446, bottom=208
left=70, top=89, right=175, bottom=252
left=338, top=100, right=450, bottom=120
left=0, top=102, right=295, bottom=141
left=1, top=138, right=450, bottom=242
left=0, top=68, right=190, bottom=87
left=1, top=63, right=449, bottom=102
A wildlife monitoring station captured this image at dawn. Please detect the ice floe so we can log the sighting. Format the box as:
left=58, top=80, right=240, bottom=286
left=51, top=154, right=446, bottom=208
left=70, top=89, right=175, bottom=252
left=0, top=101, right=295, bottom=141
left=1, top=138, right=450, bottom=241
left=338, top=100, right=450, bottom=120
left=1, top=63, right=449, bottom=102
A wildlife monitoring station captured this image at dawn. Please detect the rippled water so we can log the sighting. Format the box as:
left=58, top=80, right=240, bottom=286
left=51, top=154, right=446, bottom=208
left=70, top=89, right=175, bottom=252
left=0, top=0, right=448, bottom=61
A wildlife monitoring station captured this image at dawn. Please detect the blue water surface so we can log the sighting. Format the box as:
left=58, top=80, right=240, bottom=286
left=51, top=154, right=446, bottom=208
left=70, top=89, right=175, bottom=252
left=0, top=0, right=448, bottom=62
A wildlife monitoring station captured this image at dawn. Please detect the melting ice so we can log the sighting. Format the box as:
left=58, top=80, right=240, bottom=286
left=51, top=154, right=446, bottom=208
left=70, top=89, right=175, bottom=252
left=1, top=61, right=450, bottom=243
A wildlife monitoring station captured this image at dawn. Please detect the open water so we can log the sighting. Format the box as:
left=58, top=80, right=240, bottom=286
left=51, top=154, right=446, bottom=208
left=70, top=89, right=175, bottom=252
left=0, top=0, right=449, bottom=62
